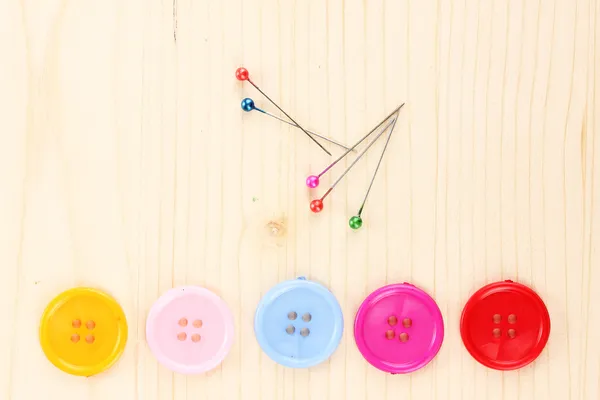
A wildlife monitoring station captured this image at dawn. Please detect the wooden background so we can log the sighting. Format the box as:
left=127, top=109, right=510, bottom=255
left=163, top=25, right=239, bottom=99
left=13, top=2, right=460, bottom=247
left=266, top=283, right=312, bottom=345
left=1, top=0, right=599, bottom=399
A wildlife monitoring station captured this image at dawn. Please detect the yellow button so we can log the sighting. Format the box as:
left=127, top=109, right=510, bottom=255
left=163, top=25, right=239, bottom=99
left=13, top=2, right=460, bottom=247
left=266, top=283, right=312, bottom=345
left=39, top=287, right=128, bottom=376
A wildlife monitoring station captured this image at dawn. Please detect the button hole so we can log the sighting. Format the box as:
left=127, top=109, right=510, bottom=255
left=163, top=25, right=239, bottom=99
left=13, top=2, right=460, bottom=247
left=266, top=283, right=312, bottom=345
left=508, top=314, right=517, bottom=324
left=302, top=313, right=312, bottom=322
left=493, top=328, right=501, bottom=338
left=300, top=327, right=310, bottom=337
left=85, top=335, right=95, bottom=344
left=493, top=314, right=501, bottom=324
left=177, top=332, right=187, bottom=341
left=71, top=334, right=80, bottom=343
left=286, top=325, right=295, bottom=335
left=86, top=320, right=96, bottom=330
left=387, top=316, right=398, bottom=326
left=385, top=330, right=395, bottom=340
left=508, top=328, right=516, bottom=339
left=399, top=332, right=409, bottom=342
left=193, top=319, right=203, bottom=328
left=287, top=312, right=297, bottom=321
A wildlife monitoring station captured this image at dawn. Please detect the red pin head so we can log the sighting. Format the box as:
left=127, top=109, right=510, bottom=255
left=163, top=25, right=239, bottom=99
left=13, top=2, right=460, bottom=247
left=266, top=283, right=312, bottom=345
left=310, top=199, right=323, bottom=213
left=236, top=67, right=249, bottom=81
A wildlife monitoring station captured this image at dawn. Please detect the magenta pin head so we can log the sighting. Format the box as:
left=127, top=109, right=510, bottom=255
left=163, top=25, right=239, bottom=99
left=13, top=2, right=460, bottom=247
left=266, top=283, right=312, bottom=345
left=306, top=175, right=320, bottom=188
left=235, top=67, right=249, bottom=81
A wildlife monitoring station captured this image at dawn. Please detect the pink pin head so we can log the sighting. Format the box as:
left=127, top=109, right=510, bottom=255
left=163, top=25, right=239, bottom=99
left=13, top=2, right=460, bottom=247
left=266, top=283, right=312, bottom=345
left=236, top=67, right=249, bottom=81
left=306, top=175, right=320, bottom=188
left=310, top=199, right=323, bottom=213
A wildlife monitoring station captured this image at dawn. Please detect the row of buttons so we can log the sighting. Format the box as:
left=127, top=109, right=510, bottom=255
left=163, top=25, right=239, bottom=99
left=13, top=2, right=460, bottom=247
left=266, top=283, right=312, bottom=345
left=39, top=280, right=550, bottom=377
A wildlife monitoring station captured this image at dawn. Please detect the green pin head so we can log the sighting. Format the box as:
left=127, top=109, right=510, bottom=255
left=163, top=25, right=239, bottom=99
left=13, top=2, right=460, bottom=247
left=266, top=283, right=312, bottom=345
left=349, top=216, right=363, bottom=230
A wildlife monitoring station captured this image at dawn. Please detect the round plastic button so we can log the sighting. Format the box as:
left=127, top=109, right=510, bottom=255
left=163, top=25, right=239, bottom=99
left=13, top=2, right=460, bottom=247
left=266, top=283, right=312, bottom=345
left=460, top=280, right=550, bottom=371
left=39, top=287, right=128, bottom=376
left=354, top=283, right=444, bottom=374
left=254, top=277, right=343, bottom=368
left=146, top=286, right=234, bottom=374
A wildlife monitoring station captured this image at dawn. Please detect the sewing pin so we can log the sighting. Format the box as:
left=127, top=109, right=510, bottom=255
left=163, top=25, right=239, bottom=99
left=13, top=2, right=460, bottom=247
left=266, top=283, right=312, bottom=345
left=236, top=67, right=331, bottom=156
left=306, top=104, right=404, bottom=189
left=241, top=98, right=352, bottom=151
left=348, top=115, right=399, bottom=229
left=309, top=117, right=398, bottom=213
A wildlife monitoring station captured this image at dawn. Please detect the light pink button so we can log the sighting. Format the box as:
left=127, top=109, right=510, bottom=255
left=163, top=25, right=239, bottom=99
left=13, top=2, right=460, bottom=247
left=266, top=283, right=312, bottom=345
left=146, top=286, right=234, bottom=374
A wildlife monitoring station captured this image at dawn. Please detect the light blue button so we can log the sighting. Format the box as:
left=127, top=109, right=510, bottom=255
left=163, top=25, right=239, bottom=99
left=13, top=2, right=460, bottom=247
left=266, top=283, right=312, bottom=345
left=254, top=278, right=344, bottom=368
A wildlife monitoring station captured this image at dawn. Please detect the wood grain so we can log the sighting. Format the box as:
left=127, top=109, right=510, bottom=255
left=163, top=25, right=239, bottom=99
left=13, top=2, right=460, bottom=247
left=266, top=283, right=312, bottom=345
left=0, top=0, right=598, bottom=399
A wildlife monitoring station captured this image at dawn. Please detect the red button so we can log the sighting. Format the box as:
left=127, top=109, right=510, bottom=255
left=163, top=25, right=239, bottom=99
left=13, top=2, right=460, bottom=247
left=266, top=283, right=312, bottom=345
left=460, top=280, right=550, bottom=370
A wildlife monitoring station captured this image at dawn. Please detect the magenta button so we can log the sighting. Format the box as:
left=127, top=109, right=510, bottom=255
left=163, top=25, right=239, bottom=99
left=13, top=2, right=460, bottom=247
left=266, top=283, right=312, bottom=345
left=146, top=286, right=234, bottom=374
left=354, top=283, right=444, bottom=374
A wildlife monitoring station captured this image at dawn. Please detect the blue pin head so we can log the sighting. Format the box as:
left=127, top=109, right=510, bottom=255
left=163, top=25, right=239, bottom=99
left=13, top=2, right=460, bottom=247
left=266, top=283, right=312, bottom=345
left=241, top=98, right=255, bottom=112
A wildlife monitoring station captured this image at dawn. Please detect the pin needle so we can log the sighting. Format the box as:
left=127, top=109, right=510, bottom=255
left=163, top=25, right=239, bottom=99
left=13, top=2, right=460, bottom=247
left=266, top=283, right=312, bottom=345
left=236, top=67, right=332, bottom=156
left=240, top=98, right=353, bottom=151
left=348, top=115, right=400, bottom=229
left=305, top=104, right=404, bottom=189
left=309, top=117, right=398, bottom=213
